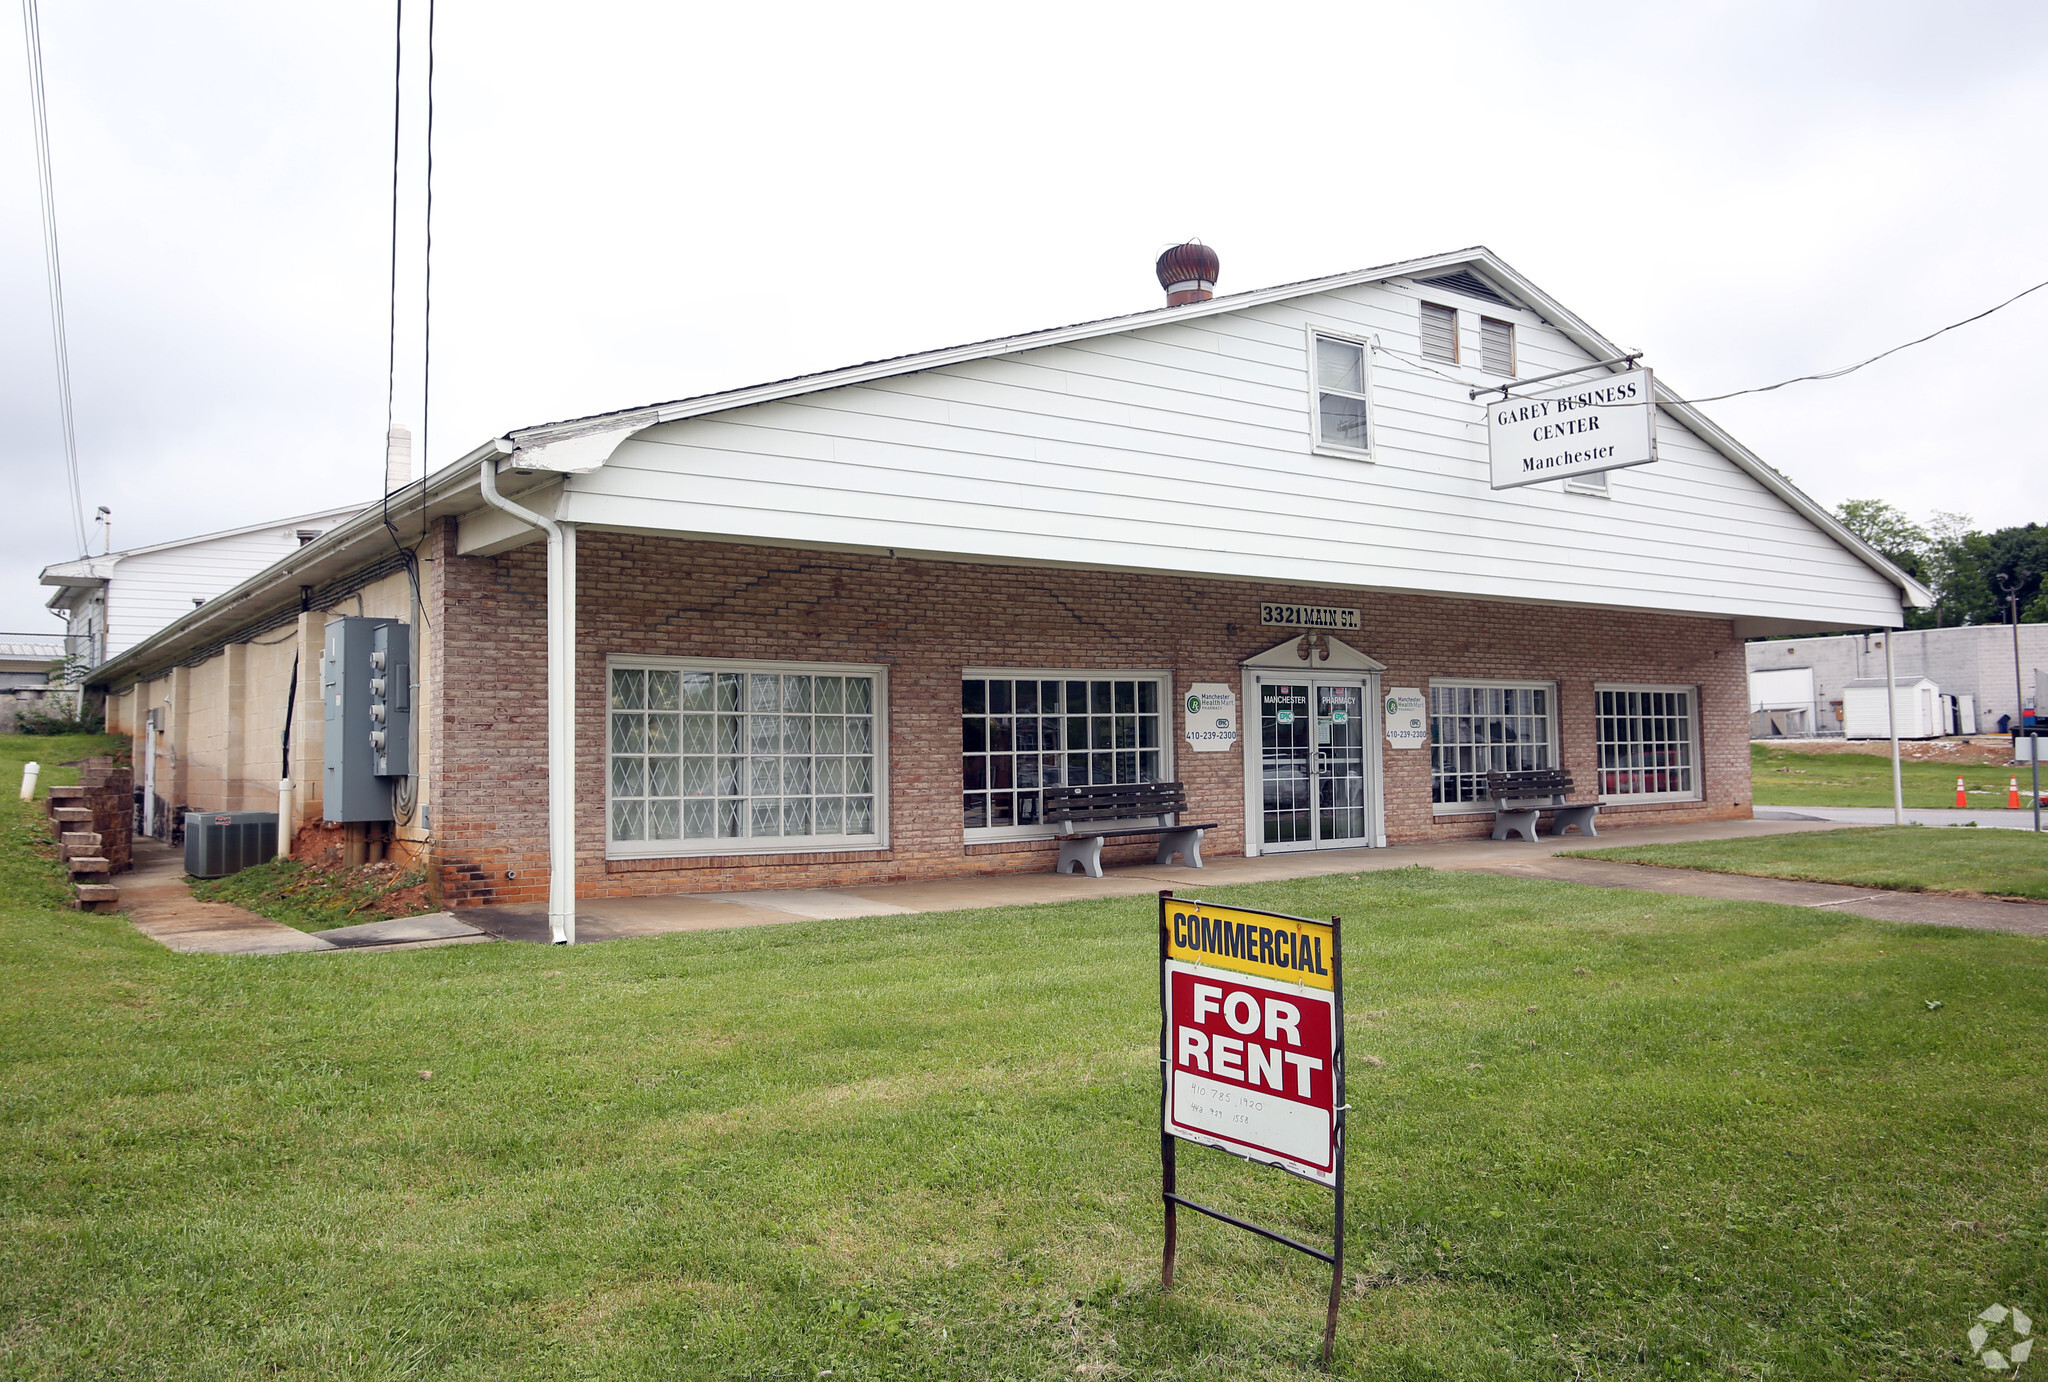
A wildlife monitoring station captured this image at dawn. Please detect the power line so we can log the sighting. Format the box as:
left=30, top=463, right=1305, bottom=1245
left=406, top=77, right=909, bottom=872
left=19, top=0, right=89, bottom=557
left=1614, top=275, right=2048, bottom=410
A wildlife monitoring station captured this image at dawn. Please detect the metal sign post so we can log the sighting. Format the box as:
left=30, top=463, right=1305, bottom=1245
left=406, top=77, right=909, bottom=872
left=1158, top=890, right=1347, bottom=1370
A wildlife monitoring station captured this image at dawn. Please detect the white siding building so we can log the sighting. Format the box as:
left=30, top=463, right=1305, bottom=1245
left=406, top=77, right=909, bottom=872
left=41, top=507, right=361, bottom=668
left=88, top=245, right=1930, bottom=932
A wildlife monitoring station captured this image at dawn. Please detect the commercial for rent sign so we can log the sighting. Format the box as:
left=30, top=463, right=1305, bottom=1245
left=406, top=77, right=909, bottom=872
left=1487, top=366, right=1657, bottom=490
left=1158, top=892, right=1348, bottom=1363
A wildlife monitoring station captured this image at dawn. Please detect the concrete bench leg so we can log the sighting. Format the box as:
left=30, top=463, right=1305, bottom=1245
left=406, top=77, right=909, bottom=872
left=1491, top=809, right=1541, bottom=843
left=1550, top=806, right=1599, bottom=837
left=1156, top=828, right=1205, bottom=868
left=1056, top=836, right=1105, bottom=878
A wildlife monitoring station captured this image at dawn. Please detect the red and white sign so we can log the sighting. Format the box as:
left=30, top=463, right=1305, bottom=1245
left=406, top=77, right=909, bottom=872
left=1164, top=961, right=1338, bottom=1184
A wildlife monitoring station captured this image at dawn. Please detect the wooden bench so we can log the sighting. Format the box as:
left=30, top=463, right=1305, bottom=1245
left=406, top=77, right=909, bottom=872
left=1481, top=769, right=1600, bottom=843
left=1042, top=782, right=1217, bottom=878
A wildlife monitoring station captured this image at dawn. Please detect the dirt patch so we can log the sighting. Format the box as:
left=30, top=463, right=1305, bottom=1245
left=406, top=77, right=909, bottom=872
left=1755, top=737, right=2019, bottom=765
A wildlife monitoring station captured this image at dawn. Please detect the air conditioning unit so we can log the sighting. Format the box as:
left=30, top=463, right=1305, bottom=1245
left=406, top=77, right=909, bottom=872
left=183, top=811, right=278, bottom=879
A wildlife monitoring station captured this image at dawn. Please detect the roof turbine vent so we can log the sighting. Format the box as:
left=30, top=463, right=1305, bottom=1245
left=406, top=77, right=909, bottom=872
left=1155, top=240, right=1219, bottom=307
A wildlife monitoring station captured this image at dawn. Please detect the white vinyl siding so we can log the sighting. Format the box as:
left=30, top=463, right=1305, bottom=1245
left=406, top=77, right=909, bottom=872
left=1480, top=316, right=1515, bottom=376
left=1310, top=331, right=1372, bottom=457
left=1419, top=302, right=1458, bottom=364
left=606, top=657, right=885, bottom=857
left=1595, top=685, right=1700, bottom=802
left=576, top=276, right=1908, bottom=632
left=1429, top=680, right=1556, bottom=810
left=961, top=671, right=1169, bottom=840
left=93, top=508, right=361, bottom=657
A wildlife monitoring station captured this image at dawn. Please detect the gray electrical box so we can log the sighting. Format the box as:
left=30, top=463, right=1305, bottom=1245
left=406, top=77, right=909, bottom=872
left=322, top=616, right=411, bottom=822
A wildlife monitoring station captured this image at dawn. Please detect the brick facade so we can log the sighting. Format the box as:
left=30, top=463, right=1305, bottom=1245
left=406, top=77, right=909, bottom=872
left=429, top=524, right=1750, bottom=907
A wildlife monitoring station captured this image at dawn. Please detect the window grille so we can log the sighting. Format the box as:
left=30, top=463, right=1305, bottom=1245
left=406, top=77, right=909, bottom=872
left=1480, top=317, right=1515, bottom=376
left=962, top=675, right=1162, bottom=832
left=1419, top=302, right=1458, bottom=364
left=1596, top=686, right=1699, bottom=801
left=1312, top=333, right=1371, bottom=454
left=1429, top=682, right=1554, bottom=806
left=607, top=663, right=880, bottom=853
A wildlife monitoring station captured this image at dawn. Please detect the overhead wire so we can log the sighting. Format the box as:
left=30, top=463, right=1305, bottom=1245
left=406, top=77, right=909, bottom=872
left=1599, top=275, right=2048, bottom=409
left=19, top=0, right=89, bottom=556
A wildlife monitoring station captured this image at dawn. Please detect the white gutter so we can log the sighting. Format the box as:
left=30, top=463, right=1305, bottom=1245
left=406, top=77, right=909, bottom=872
left=477, top=461, right=579, bottom=945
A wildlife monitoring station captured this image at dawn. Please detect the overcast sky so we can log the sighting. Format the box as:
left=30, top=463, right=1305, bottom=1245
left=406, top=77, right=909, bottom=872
left=3, top=0, right=2045, bottom=633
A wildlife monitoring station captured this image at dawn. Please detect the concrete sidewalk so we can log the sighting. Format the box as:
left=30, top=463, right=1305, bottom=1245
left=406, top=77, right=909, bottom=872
left=1757, top=805, right=2046, bottom=831
left=460, top=811, right=2048, bottom=943
left=121, top=840, right=491, bottom=956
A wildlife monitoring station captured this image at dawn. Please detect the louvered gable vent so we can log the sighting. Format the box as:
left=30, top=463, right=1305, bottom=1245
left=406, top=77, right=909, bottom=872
left=1414, top=269, right=1517, bottom=308
left=1419, top=302, right=1457, bottom=363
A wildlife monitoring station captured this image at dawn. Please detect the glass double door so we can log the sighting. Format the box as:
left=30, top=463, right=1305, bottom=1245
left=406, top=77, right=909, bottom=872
left=1259, top=680, right=1373, bottom=850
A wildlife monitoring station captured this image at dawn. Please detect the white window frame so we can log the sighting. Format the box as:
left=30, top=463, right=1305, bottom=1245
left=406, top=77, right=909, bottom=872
left=1427, top=678, right=1559, bottom=815
left=1563, top=469, right=1612, bottom=498
left=604, top=654, right=889, bottom=860
left=1307, top=326, right=1374, bottom=460
left=961, top=667, right=1175, bottom=843
left=1594, top=683, right=1703, bottom=804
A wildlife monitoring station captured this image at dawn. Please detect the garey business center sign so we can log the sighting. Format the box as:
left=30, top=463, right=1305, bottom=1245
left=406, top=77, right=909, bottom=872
left=1486, top=366, right=1657, bottom=490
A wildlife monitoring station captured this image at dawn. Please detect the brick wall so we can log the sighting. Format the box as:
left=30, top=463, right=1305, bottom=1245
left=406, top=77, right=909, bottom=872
left=430, top=527, right=1749, bottom=906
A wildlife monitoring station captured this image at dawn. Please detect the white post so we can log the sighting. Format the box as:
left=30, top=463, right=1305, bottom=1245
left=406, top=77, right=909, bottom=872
left=477, top=461, right=578, bottom=944
left=19, top=762, right=39, bottom=801
left=277, top=778, right=294, bottom=858
left=144, top=711, right=158, bottom=837
left=551, top=523, right=578, bottom=946
left=1885, top=631, right=1903, bottom=826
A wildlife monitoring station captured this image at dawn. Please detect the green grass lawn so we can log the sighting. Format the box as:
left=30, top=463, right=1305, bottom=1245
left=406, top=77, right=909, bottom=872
left=0, top=730, right=129, bottom=803
left=1752, top=742, right=2037, bottom=810
left=3, top=784, right=2047, bottom=1377
left=1567, top=825, right=2048, bottom=901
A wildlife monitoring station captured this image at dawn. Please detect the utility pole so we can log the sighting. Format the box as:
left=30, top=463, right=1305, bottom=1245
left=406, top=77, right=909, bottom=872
left=1998, top=571, right=2039, bottom=832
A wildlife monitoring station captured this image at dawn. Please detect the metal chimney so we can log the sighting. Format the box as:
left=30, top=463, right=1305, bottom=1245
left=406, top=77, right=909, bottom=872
left=1155, top=241, right=1220, bottom=306
left=385, top=426, right=413, bottom=494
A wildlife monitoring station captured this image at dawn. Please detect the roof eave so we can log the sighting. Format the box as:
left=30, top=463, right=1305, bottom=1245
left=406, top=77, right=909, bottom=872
left=87, top=438, right=518, bottom=690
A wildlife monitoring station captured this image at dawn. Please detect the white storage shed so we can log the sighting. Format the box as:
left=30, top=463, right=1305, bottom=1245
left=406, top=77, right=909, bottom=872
left=1840, top=676, right=1941, bottom=740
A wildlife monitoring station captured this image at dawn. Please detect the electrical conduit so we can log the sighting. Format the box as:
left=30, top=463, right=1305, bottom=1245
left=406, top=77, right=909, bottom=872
left=477, top=462, right=578, bottom=943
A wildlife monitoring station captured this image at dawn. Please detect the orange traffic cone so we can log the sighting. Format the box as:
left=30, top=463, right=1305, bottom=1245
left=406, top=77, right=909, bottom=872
left=2013, top=778, right=2024, bottom=809
left=1955, top=776, right=1967, bottom=807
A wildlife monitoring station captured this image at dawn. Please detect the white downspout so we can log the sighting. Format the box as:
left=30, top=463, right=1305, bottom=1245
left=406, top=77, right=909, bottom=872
left=477, top=462, right=578, bottom=945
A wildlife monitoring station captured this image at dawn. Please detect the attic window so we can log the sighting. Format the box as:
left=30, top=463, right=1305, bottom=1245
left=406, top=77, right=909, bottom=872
left=295, top=529, right=322, bottom=546
left=1419, top=303, right=1458, bottom=364
left=1480, top=317, right=1515, bottom=377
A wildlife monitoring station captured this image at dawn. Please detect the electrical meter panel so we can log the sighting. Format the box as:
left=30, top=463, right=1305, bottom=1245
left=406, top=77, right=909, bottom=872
left=321, top=616, right=411, bottom=822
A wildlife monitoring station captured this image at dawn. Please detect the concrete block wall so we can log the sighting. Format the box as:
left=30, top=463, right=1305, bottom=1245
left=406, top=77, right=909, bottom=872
left=431, top=527, right=1748, bottom=907
left=104, top=567, right=430, bottom=851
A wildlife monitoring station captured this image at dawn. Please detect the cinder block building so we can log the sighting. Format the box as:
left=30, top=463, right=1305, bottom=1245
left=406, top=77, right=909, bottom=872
left=87, top=246, right=1926, bottom=939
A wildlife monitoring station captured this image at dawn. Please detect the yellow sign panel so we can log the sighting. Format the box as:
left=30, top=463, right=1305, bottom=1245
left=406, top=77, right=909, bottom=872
left=1164, top=901, right=1334, bottom=991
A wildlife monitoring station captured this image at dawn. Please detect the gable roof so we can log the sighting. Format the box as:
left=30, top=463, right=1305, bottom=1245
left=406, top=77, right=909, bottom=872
left=39, top=504, right=365, bottom=590
left=85, top=245, right=1928, bottom=690
left=487, top=245, right=1925, bottom=614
